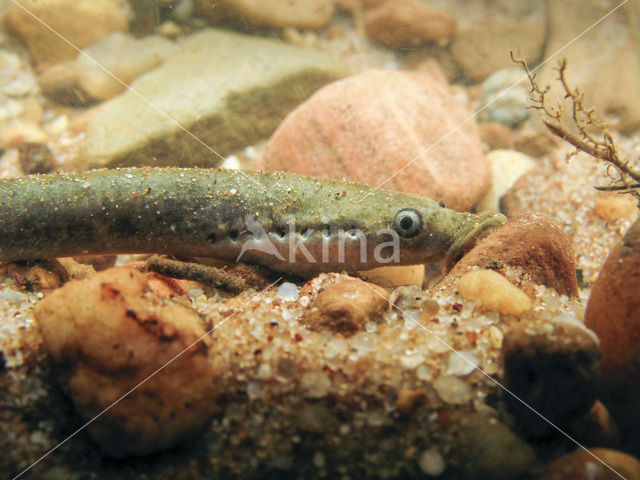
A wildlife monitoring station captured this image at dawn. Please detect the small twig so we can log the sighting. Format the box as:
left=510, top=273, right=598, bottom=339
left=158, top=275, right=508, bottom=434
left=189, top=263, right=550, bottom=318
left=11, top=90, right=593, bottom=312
left=146, top=255, right=269, bottom=294
left=511, top=52, right=640, bottom=200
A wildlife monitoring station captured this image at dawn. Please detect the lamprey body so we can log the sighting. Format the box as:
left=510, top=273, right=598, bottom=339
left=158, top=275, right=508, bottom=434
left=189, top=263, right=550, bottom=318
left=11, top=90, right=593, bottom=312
left=0, top=168, right=505, bottom=275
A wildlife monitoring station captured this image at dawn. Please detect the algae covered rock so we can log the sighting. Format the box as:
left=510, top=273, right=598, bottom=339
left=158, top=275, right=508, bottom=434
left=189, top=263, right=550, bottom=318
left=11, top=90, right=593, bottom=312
left=81, top=28, right=348, bottom=169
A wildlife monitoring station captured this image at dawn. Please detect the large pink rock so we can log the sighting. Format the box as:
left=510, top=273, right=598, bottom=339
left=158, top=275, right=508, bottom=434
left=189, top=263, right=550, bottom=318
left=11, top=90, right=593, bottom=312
left=261, top=70, right=489, bottom=212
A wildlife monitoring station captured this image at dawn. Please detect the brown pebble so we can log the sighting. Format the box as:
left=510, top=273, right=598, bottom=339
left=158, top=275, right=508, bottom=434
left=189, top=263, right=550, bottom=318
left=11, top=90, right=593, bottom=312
left=437, top=213, right=578, bottom=297
left=593, top=193, right=638, bottom=222
left=478, top=122, right=515, bottom=150
left=585, top=217, right=640, bottom=441
left=513, top=128, right=558, bottom=158
left=396, top=388, right=429, bottom=414
left=546, top=448, right=640, bottom=480
left=568, top=400, right=620, bottom=448
left=34, top=268, right=218, bottom=457
left=262, top=70, right=489, bottom=212
left=502, top=317, right=600, bottom=438
left=302, top=277, right=389, bottom=336
left=363, top=0, right=456, bottom=47
left=37, top=61, right=92, bottom=106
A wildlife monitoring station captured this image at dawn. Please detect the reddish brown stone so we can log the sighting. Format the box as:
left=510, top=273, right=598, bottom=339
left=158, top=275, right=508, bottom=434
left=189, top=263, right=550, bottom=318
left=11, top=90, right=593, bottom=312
left=478, top=122, right=515, bottom=150
left=546, top=448, right=640, bottom=480
left=302, top=277, right=389, bottom=336
left=363, top=0, right=456, bottom=47
left=262, top=70, right=489, bottom=212
left=437, top=213, right=578, bottom=296
left=585, top=217, right=640, bottom=438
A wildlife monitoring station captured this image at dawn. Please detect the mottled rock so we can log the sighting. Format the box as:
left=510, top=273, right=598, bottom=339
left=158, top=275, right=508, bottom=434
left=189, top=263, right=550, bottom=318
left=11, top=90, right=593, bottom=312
left=585, top=217, right=640, bottom=439
left=34, top=268, right=218, bottom=457
left=449, top=412, right=538, bottom=480
left=262, top=70, right=489, bottom=212
left=195, top=0, right=335, bottom=30
left=363, top=0, right=456, bottom=47
left=502, top=315, right=601, bottom=438
left=5, top=0, right=127, bottom=63
left=546, top=448, right=640, bottom=480
left=302, top=277, right=389, bottom=336
left=439, top=213, right=578, bottom=297
left=476, top=149, right=536, bottom=213
left=457, top=269, right=531, bottom=315
left=82, top=28, right=347, bottom=168
left=77, top=32, right=179, bottom=101
left=478, top=68, right=531, bottom=127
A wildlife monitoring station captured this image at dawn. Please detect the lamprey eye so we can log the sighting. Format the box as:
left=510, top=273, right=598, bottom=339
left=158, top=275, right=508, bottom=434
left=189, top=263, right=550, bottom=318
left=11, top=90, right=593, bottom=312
left=393, top=208, right=422, bottom=238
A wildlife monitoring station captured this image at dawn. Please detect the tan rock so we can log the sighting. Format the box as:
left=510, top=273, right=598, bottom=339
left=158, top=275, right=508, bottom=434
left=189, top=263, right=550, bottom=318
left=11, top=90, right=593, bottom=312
left=34, top=268, right=218, bottom=457
left=513, top=128, right=558, bottom=158
left=302, top=277, right=389, bottom=336
left=77, top=32, right=179, bottom=101
left=585, top=217, right=640, bottom=438
left=363, top=0, right=456, bottom=47
left=593, top=194, right=638, bottom=223
left=450, top=18, right=545, bottom=83
left=457, top=269, right=531, bottom=316
left=478, top=122, right=515, bottom=150
left=195, top=0, right=335, bottom=30
left=546, top=448, right=640, bottom=480
left=37, top=61, right=92, bottom=106
left=439, top=213, right=578, bottom=297
left=82, top=28, right=347, bottom=168
left=262, top=70, right=489, bottom=212
left=358, top=264, right=425, bottom=288
left=5, top=0, right=127, bottom=63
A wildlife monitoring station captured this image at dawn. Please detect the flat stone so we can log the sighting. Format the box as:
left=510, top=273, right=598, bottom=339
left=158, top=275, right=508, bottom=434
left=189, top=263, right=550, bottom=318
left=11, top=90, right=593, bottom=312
left=81, top=28, right=348, bottom=169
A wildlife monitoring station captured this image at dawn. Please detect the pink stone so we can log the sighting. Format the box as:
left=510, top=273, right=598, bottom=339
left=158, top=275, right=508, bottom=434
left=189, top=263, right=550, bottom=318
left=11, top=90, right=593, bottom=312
left=261, top=70, right=489, bottom=212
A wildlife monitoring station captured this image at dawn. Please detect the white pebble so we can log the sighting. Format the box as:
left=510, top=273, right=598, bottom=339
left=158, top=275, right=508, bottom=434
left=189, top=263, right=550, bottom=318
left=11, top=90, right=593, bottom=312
left=418, top=448, right=446, bottom=476
left=433, top=375, right=472, bottom=405
left=325, top=337, right=349, bottom=358
left=400, top=353, right=425, bottom=369
left=446, top=350, right=479, bottom=376
left=351, top=332, right=378, bottom=353
left=0, top=289, right=27, bottom=305
left=276, top=282, right=300, bottom=301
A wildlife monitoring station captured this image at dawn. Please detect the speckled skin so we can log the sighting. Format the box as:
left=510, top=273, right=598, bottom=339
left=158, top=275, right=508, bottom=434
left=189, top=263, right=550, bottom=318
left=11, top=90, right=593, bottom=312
left=0, top=167, right=505, bottom=274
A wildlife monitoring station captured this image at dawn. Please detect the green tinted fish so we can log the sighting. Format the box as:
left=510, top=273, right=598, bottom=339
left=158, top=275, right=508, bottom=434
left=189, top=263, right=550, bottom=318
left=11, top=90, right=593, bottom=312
left=0, top=167, right=505, bottom=275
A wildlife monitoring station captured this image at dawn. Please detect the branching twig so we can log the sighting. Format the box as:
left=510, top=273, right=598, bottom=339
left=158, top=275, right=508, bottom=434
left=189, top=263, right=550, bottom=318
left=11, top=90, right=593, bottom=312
left=510, top=52, right=640, bottom=198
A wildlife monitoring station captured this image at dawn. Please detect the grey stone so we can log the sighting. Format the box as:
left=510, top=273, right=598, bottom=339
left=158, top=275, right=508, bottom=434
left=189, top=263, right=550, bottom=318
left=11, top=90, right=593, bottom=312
left=81, top=28, right=348, bottom=169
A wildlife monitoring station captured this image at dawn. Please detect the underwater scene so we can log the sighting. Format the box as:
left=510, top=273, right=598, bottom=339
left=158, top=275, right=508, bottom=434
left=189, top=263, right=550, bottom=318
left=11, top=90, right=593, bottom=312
left=1, top=0, right=639, bottom=479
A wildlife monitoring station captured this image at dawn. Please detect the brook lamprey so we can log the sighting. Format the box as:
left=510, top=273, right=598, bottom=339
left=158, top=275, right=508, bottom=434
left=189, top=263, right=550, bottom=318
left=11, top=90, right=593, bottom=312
left=0, top=168, right=505, bottom=275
